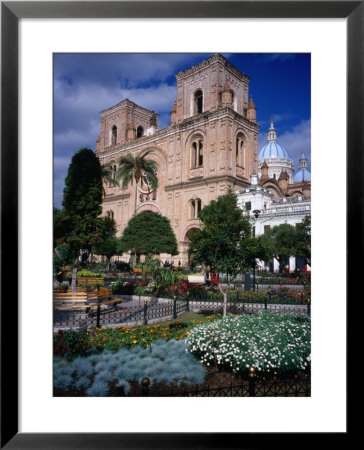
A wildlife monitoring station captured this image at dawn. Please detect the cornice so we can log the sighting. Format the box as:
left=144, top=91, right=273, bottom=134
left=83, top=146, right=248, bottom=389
left=164, top=174, right=250, bottom=192
left=103, top=193, right=130, bottom=202
left=100, top=98, right=159, bottom=118
left=176, top=53, right=250, bottom=82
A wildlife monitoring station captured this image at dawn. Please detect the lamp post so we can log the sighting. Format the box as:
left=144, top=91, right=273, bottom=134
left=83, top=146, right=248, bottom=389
left=252, top=209, right=261, bottom=292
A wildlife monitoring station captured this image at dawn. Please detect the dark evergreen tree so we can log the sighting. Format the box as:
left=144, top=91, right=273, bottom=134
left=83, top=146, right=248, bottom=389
left=62, top=148, right=104, bottom=291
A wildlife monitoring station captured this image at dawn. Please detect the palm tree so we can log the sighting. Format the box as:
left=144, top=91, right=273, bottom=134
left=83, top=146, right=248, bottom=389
left=116, top=150, right=158, bottom=214
left=101, top=164, right=119, bottom=196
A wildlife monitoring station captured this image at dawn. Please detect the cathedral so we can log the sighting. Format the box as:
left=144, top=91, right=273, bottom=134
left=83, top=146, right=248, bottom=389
left=96, top=54, right=310, bottom=266
left=236, top=120, right=311, bottom=272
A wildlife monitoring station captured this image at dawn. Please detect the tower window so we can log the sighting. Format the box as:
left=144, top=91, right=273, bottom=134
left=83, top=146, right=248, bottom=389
left=111, top=126, right=117, bottom=145
left=108, top=164, right=117, bottom=186
left=236, top=133, right=245, bottom=169
left=191, top=139, right=203, bottom=169
left=194, top=90, right=203, bottom=115
left=136, top=126, right=144, bottom=138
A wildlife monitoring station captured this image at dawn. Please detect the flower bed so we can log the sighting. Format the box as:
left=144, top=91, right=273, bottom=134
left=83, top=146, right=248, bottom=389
left=186, top=312, right=311, bottom=375
left=54, top=315, right=222, bottom=359
left=161, top=279, right=207, bottom=298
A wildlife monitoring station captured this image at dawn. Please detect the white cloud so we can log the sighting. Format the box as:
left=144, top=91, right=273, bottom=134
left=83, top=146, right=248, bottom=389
left=54, top=80, right=176, bottom=123
left=279, top=119, right=311, bottom=164
left=259, top=113, right=297, bottom=128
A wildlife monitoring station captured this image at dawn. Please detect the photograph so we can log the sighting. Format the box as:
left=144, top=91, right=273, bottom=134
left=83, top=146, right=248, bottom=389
left=53, top=52, right=312, bottom=398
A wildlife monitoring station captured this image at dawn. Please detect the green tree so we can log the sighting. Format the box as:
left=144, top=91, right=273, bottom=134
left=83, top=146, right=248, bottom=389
left=295, top=215, right=311, bottom=266
left=53, top=207, right=70, bottom=248
left=260, top=223, right=298, bottom=272
left=93, top=237, right=119, bottom=271
left=188, top=188, right=259, bottom=316
left=99, top=215, right=117, bottom=238
left=119, top=211, right=178, bottom=259
left=116, top=151, right=158, bottom=214
left=53, top=243, right=75, bottom=274
left=62, top=148, right=104, bottom=292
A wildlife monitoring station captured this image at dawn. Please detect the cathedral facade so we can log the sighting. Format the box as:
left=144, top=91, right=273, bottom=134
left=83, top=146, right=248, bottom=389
left=96, top=54, right=260, bottom=264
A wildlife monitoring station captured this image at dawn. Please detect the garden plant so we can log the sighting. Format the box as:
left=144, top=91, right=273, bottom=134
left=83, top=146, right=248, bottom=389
left=54, top=311, right=310, bottom=396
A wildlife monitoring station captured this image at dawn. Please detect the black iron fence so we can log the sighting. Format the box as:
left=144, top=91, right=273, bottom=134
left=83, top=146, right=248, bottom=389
left=54, top=293, right=310, bottom=329
left=169, top=288, right=310, bottom=305
left=139, top=377, right=311, bottom=397
left=189, top=299, right=310, bottom=316
left=54, top=298, right=188, bottom=329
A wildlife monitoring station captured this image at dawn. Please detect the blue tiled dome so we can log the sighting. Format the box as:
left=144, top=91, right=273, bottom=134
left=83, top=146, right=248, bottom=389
left=293, top=169, right=311, bottom=182
left=258, top=141, right=291, bottom=160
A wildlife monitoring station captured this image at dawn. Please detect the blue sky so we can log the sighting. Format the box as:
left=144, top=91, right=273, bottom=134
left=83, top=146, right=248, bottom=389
left=54, top=53, right=311, bottom=208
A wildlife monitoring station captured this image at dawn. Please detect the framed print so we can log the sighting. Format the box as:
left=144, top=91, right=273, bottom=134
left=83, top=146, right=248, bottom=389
left=1, top=1, right=360, bottom=448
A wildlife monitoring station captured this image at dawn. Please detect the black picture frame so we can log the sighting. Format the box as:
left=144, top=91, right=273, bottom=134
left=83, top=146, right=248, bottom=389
left=1, top=1, right=359, bottom=448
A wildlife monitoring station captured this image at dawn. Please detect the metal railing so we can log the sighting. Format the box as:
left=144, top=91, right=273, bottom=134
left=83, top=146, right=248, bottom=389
left=53, top=292, right=310, bottom=329
left=139, top=376, right=311, bottom=397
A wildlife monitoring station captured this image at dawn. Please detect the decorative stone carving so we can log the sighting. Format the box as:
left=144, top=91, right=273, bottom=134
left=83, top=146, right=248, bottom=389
left=237, top=166, right=245, bottom=178
left=190, top=168, right=204, bottom=178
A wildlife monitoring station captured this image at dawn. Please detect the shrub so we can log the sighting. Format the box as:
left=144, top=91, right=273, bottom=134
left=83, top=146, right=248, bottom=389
left=162, top=280, right=207, bottom=298
left=86, top=380, right=110, bottom=397
left=71, top=357, right=94, bottom=377
left=112, top=279, right=136, bottom=295
left=53, top=326, right=91, bottom=360
left=77, top=269, right=105, bottom=278
left=186, top=312, right=311, bottom=375
left=75, top=376, right=92, bottom=389
left=54, top=338, right=207, bottom=396
left=54, top=374, right=73, bottom=389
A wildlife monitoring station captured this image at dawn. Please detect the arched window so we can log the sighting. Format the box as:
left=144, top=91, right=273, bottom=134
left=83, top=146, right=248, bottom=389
left=136, top=126, right=144, bottom=138
left=108, top=164, right=117, bottom=186
left=190, top=200, right=195, bottom=219
left=191, top=138, right=203, bottom=168
left=236, top=133, right=245, bottom=169
left=111, top=126, right=117, bottom=145
left=194, top=90, right=203, bottom=115
left=189, top=199, right=202, bottom=219
left=106, top=210, right=114, bottom=220
left=108, top=165, right=113, bottom=186
left=273, top=173, right=276, bottom=180
left=196, top=199, right=202, bottom=216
